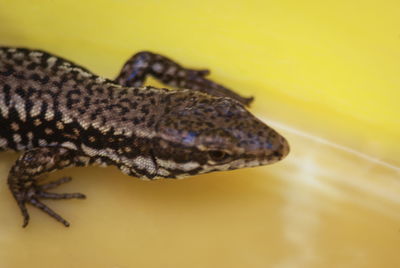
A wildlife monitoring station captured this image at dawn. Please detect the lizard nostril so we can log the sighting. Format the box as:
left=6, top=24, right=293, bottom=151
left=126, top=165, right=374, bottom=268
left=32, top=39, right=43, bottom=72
left=273, top=151, right=282, bottom=158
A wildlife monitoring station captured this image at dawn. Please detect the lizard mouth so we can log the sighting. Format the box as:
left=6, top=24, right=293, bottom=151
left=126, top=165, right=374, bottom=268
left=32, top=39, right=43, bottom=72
left=222, top=136, right=289, bottom=171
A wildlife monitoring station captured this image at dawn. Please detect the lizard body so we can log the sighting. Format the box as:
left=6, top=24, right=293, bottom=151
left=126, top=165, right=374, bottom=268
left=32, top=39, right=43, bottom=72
left=0, top=47, right=289, bottom=227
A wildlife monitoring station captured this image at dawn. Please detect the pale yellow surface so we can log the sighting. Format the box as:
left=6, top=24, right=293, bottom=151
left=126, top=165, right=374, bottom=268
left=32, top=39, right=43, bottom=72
left=0, top=1, right=399, bottom=267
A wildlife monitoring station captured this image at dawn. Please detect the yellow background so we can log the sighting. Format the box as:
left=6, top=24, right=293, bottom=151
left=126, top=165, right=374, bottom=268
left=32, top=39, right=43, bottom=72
left=0, top=0, right=399, bottom=267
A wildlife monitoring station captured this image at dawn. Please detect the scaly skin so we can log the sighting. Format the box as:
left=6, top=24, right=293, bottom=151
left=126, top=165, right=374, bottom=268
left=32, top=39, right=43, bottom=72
left=0, top=47, right=289, bottom=227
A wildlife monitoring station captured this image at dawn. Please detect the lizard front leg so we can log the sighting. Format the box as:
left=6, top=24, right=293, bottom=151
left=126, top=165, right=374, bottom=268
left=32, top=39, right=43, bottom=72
left=115, top=51, right=253, bottom=106
left=7, top=147, right=87, bottom=227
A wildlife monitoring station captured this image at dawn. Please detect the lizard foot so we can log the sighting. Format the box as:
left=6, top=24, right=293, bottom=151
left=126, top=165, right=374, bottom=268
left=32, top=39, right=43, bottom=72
left=15, top=177, right=86, bottom=228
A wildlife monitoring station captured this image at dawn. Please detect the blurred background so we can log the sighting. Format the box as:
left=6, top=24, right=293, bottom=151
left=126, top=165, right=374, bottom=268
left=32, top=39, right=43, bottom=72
left=0, top=1, right=399, bottom=267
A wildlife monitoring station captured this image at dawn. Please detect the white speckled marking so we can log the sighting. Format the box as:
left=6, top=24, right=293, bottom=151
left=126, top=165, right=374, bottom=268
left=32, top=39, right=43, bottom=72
left=30, top=100, right=42, bottom=117
left=156, top=158, right=200, bottom=171
left=14, top=95, right=26, bottom=122
left=157, top=168, right=170, bottom=177
left=0, top=96, right=9, bottom=118
left=61, top=141, right=78, bottom=150
left=0, top=138, right=8, bottom=148
left=45, top=109, right=54, bottom=121
left=133, top=156, right=156, bottom=172
left=38, top=139, right=48, bottom=146
left=13, top=134, right=21, bottom=143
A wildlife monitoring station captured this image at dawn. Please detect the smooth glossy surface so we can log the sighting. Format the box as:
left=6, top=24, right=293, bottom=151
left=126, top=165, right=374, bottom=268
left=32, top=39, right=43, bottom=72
left=0, top=1, right=399, bottom=267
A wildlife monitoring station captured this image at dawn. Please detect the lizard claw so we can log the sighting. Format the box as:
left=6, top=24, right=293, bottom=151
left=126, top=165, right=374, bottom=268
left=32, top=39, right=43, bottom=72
left=192, top=68, right=210, bottom=77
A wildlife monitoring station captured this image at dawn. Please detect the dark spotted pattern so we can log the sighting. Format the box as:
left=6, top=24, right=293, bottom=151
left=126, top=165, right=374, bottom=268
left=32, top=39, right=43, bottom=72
left=0, top=47, right=289, bottom=227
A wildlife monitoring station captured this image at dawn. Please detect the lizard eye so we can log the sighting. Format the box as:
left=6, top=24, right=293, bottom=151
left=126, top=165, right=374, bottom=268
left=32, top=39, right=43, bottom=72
left=207, top=150, right=231, bottom=163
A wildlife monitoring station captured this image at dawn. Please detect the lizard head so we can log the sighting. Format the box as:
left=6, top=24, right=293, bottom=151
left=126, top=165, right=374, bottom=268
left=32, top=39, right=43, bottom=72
left=153, top=90, right=289, bottom=178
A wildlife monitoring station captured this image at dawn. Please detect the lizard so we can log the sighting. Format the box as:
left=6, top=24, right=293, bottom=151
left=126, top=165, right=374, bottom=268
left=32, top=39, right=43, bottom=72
left=0, top=47, right=290, bottom=227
